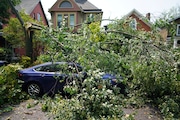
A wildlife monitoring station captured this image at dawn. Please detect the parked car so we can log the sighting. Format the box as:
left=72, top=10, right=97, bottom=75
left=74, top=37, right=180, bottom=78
left=18, top=62, right=87, bottom=96
left=18, top=62, right=127, bottom=97
left=0, top=60, right=8, bottom=67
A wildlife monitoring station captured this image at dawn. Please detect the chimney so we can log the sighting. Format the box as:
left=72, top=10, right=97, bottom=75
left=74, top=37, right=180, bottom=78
left=146, top=13, right=150, bottom=20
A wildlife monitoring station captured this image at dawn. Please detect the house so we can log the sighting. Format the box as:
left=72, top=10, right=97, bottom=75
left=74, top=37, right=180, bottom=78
left=15, top=0, right=49, bottom=26
left=0, top=0, right=48, bottom=61
left=168, top=15, right=180, bottom=48
left=123, top=9, right=152, bottom=32
left=49, top=0, right=103, bottom=29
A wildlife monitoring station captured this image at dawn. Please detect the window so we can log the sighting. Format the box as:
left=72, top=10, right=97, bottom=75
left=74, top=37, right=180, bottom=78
left=70, top=14, right=75, bottom=26
left=37, top=13, right=41, bottom=21
left=64, top=14, right=68, bottom=27
left=35, top=65, right=56, bottom=72
left=59, top=1, right=72, bottom=8
left=57, top=14, right=62, bottom=28
left=176, top=24, right=180, bottom=36
left=57, top=13, right=75, bottom=28
left=130, top=19, right=137, bottom=30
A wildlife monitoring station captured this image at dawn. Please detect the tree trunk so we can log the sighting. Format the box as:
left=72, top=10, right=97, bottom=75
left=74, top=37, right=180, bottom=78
left=7, top=0, right=33, bottom=60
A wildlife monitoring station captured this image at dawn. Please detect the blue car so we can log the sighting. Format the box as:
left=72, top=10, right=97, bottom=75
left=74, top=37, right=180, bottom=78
left=18, top=62, right=87, bottom=96
left=0, top=60, right=8, bottom=67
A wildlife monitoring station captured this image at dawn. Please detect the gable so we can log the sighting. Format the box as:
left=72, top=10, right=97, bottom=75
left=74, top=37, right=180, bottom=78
left=49, top=0, right=102, bottom=13
left=15, top=0, right=48, bottom=26
left=130, top=13, right=151, bottom=31
left=49, top=0, right=81, bottom=12
left=124, top=9, right=152, bottom=31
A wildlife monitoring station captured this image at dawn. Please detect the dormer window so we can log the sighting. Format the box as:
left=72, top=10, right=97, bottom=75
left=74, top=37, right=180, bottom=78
left=176, top=24, right=180, bottom=36
left=130, top=19, right=137, bottom=30
left=59, top=1, right=72, bottom=8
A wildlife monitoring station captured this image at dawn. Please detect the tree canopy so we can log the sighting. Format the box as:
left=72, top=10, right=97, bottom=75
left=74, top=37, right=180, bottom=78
left=0, top=0, right=21, bottom=24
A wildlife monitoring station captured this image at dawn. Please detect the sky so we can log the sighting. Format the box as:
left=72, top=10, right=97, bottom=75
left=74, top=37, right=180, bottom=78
left=41, top=0, right=180, bottom=24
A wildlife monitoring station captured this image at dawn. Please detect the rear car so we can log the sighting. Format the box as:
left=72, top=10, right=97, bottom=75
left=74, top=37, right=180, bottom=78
left=0, top=60, right=8, bottom=67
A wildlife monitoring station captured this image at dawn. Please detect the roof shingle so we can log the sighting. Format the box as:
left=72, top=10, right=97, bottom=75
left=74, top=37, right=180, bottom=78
left=15, top=0, right=40, bottom=14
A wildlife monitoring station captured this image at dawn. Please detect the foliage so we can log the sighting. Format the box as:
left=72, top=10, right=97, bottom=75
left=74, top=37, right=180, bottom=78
left=154, top=5, right=180, bottom=40
left=39, top=15, right=180, bottom=119
left=20, top=56, right=31, bottom=68
left=0, top=47, right=6, bottom=54
left=3, top=11, right=42, bottom=47
left=158, top=96, right=180, bottom=119
left=0, top=64, right=27, bottom=107
left=0, top=0, right=21, bottom=24
left=88, top=22, right=106, bottom=42
left=42, top=70, right=134, bottom=120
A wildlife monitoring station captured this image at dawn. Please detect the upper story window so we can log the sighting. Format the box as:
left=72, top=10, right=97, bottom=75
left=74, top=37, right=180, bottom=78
left=59, top=1, right=72, bottom=8
left=37, top=13, right=41, bottom=21
left=176, top=24, right=180, bottom=36
left=130, top=19, right=137, bottom=30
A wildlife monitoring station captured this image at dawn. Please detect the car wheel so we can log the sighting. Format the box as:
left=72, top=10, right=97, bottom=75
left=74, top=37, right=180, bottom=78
left=26, top=82, right=43, bottom=97
left=117, top=83, right=127, bottom=95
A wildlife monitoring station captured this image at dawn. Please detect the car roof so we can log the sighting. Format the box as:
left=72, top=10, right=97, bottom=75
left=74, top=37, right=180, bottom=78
left=0, top=60, right=7, bottom=63
left=21, top=62, right=81, bottom=70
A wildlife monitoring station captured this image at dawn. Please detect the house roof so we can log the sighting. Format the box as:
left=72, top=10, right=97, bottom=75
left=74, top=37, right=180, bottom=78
left=169, top=15, right=180, bottom=22
left=15, top=0, right=40, bottom=14
left=123, top=9, right=152, bottom=27
left=49, top=0, right=102, bottom=13
left=75, top=0, right=101, bottom=11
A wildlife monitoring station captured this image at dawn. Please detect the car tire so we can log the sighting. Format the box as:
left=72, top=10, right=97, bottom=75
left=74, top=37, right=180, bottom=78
left=117, top=83, right=127, bottom=95
left=26, top=82, right=43, bottom=97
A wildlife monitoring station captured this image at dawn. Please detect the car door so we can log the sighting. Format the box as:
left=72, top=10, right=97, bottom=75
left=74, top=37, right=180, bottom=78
left=34, top=64, right=65, bottom=94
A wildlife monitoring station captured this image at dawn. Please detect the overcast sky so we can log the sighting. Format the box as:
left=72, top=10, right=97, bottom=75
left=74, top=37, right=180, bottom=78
left=41, top=0, right=180, bottom=23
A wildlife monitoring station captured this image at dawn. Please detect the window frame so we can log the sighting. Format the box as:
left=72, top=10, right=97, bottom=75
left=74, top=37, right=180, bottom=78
left=59, top=1, right=72, bottom=8
left=176, top=24, right=180, bottom=36
left=37, top=13, right=41, bottom=21
left=57, top=14, right=63, bottom=28
left=130, top=18, right=137, bottom=30
left=57, top=13, right=76, bottom=28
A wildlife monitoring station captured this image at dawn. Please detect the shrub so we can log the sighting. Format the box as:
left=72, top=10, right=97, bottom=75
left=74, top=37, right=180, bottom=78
left=159, top=96, right=180, bottom=119
left=20, top=56, right=31, bottom=68
left=0, top=64, right=27, bottom=106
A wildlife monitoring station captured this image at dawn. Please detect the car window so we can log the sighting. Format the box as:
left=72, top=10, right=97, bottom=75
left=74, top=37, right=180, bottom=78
left=35, top=64, right=57, bottom=72
left=34, top=63, right=83, bottom=73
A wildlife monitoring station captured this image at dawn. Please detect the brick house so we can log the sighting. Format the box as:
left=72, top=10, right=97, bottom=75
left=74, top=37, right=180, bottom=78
left=124, top=9, right=152, bottom=32
left=0, top=0, right=48, bottom=61
left=49, top=0, right=103, bottom=29
left=15, top=0, right=48, bottom=26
